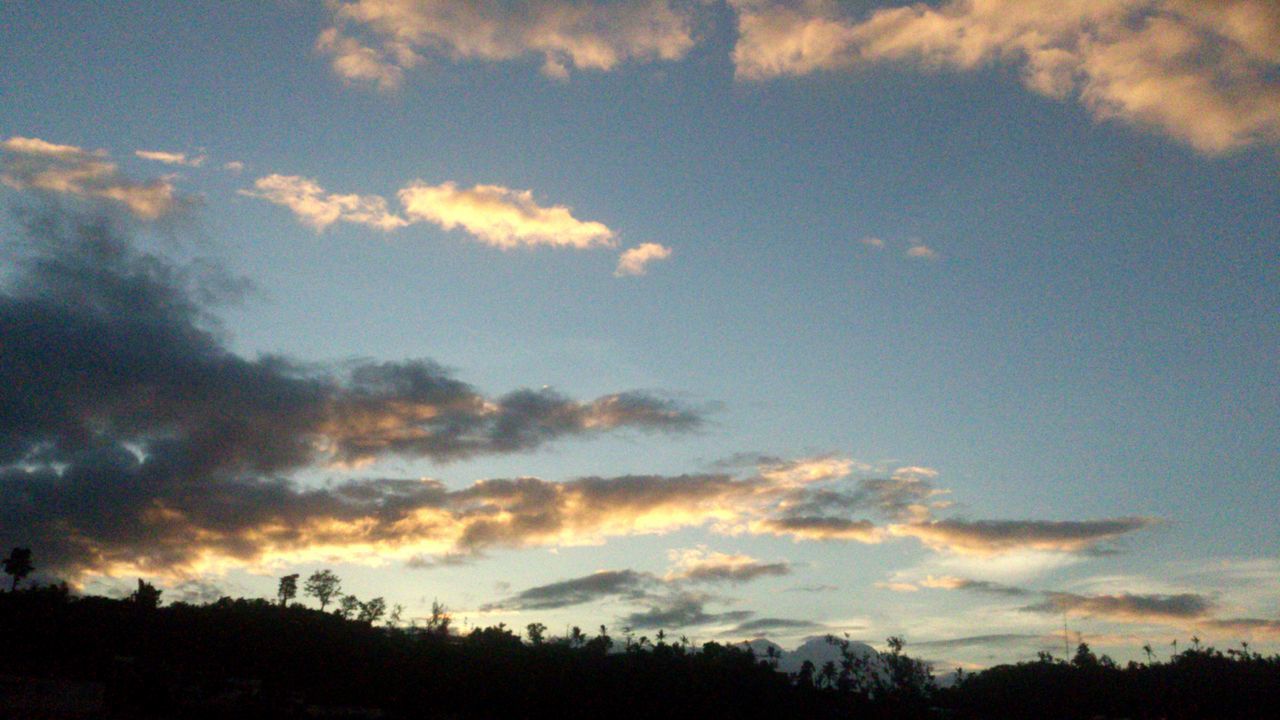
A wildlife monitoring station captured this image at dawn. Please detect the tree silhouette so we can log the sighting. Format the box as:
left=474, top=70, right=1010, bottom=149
left=337, top=594, right=361, bottom=619
left=304, top=569, right=341, bottom=610
left=277, top=573, right=299, bottom=607
left=425, top=599, right=451, bottom=636
left=357, top=597, right=386, bottom=624
left=130, top=578, right=162, bottom=608
left=3, top=547, right=33, bottom=591
left=526, top=622, right=546, bottom=645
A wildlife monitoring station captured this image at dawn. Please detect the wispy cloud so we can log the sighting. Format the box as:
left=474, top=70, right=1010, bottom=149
left=320, top=0, right=697, bottom=85
left=135, top=149, right=206, bottom=167
left=725, top=617, right=825, bottom=635
left=483, top=570, right=653, bottom=611
left=905, top=243, right=940, bottom=260
left=730, top=0, right=1280, bottom=154
left=615, top=243, right=672, bottom=276
left=240, top=174, right=409, bottom=231
left=2, top=136, right=182, bottom=219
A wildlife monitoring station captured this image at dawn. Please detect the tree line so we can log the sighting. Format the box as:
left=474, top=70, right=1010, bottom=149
left=3, top=547, right=1278, bottom=718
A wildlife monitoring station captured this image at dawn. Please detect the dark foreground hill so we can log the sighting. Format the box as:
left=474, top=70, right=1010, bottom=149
left=1, top=585, right=1277, bottom=719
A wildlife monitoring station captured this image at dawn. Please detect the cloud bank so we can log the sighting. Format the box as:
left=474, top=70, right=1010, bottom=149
left=0, top=218, right=1157, bottom=582
left=0, top=208, right=700, bottom=578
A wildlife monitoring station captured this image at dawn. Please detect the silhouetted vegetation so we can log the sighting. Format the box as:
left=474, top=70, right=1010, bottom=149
left=0, top=564, right=1276, bottom=718
left=935, top=640, right=1280, bottom=719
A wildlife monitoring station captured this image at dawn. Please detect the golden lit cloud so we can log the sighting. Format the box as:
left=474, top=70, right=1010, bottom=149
left=730, top=0, right=1280, bottom=154
left=1, top=136, right=180, bottom=219
left=615, top=243, right=673, bottom=276
left=399, top=181, right=615, bottom=249
left=321, top=0, right=696, bottom=84
left=241, top=174, right=410, bottom=232
left=315, top=26, right=410, bottom=91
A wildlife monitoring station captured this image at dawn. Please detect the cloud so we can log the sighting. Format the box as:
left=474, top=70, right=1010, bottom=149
left=753, top=516, right=883, bottom=542
left=223, top=161, right=245, bottom=173
left=664, top=548, right=791, bottom=584
left=135, top=150, right=206, bottom=167
left=889, top=517, right=1159, bottom=555
left=726, top=617, right=824, bottom=635
left=315, top=26, right=409, bottom=91
left=621, top=594, right=754, bottom=630
left=1025, top=591, right=1214, bottom=622
left=0, top=208, right=703, bottom=578
left=859, top=236, right=884, bottom=248
left=170, top=579, right=227, bottom=605
left=876, top=581, right=919, bottom=593
left=918, top=575, right=1029, bottom=596
left=399, top=181, right=615, bottom=249
left=2, top=136, right=181, bottom=219
left=905, top=243, right=939, bottom=260
left=911, top=633, right=1046, bottom=650
left=243, top=173, right=625, bottom=256
left=483, top=569, right=653, bottom=610
left=729, top=0, right=1280, bottom=154
left=615, top=243, right=673, bottom=276
left=321, top=0, right=696, bottom=85
left=241, top=174, right=409, bottom=231
left=1202, top=618, right=1280, bottom=639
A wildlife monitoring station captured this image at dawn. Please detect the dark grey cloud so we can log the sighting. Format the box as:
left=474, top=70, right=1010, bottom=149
left=621, top=594, right=754, bottom=630
left=776, top=468, right=943, bottom=523
left=675, top=561, right=790, bottom=583
left=1203, top=618, right=1280, bottom=635
left=482, top=570, right=653, bottom=611
left=755, top=516, right=880, bottom=542
left=726, top=618, right=824, bottom=635
left=1024, top=592, right=1214, bottom=621
left=0, top=208, right=703, bottom=577
left=170, top=579, right=228, bottom=605
left=665, top=549, right=792, bottom=584
left=911, top=634, right=1046, bottom=650
left=891, top=517, right=1159, bottom=554
left=920, top=576, right=1030, bottom=596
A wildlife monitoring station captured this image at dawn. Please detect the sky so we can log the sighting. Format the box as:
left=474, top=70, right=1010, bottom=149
left=1, top=0, right=1278, bottom=671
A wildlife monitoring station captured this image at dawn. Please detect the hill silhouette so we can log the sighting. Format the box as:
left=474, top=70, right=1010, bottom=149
left=1, top=576, right=1277, bottom=719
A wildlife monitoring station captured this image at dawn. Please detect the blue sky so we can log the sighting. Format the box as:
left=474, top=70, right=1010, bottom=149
left=2, top=0, right=1278, bottom=670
